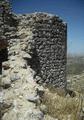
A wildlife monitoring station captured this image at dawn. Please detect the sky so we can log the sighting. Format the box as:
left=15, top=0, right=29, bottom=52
left=10, top=0, right=84, bottom=55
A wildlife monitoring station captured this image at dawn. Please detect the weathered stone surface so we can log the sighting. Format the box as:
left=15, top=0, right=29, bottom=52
left=36, top=86, right=45, bottom=97
left=40, top=105, right=47, bottom=114
left=2, top=61, right=10, bottom=70
left=19, top=13, right=67, bottom=88
left=27, top=95, right=40, bottom=103
left=10, top=73, right=21, bottom=82
left=2, top=110, right=18, bottom=120
left=24, top=109, right=44, bottom=120
left=22, top=53, right=32, bottom=59
left=0, top=2, right=67, bottom=119
left=1, top=78, right=11, bottom=89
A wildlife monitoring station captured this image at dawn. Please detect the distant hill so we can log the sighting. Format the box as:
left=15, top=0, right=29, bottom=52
left=67, top=54, right=84, bottom=75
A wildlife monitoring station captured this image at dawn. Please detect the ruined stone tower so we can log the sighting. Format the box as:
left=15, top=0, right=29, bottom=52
left=34, top=13, right=67, bottom=88
left=0, top=1, right=67, bottom=119
left=0, top=1, right=67, bottom=89
left=19, top=13, right=67, bottom=88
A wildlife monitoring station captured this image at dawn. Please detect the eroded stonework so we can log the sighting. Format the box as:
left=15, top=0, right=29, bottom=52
left=0, top=9, right=67, bottom=119
left=0, top=10, right=67, bottom=88
left=19, top=13, right=67, bottom=88
left=0, top=1, right=67, bottom=87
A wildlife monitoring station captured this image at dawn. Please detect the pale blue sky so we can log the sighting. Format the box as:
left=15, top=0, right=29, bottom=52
left=10, top=0, right=84, bottom=54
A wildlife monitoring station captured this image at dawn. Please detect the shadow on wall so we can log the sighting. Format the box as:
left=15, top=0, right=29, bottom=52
left=26, top=48, right=41, bottom=78
left=0, top=48, right=8, bottom=74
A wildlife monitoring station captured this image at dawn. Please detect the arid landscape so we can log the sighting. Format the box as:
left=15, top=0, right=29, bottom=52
left=41, top=55, right=84, bottom=120
left=67, top=55, right=84, bottom=94
left=0, top=0, right=84, bottom=120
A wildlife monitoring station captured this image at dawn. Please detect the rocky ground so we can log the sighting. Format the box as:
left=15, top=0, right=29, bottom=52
left=67, top=73, right=84, bottom=95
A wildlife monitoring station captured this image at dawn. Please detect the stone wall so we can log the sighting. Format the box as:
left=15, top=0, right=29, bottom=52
left=34, top=13, right=67, bottom=88
left=0, top=0, right=18, bottom=73
left=19, top=13, right=67, bottom=88
left=0, top=12, right=67, bottom=119
left=0, top=9, right=67, bottom=87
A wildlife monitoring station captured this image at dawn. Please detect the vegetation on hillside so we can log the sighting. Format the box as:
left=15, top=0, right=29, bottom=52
left=42, top=55, right=84, bottom=120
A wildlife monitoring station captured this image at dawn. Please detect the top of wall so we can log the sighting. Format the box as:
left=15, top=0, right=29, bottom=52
left=18, top=12, right=67, bottom=26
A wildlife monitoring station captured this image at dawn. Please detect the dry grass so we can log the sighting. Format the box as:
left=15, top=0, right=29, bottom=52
left=67, top=73, right=84, bottom=95
left=42, top=87, right=84, bottom=120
